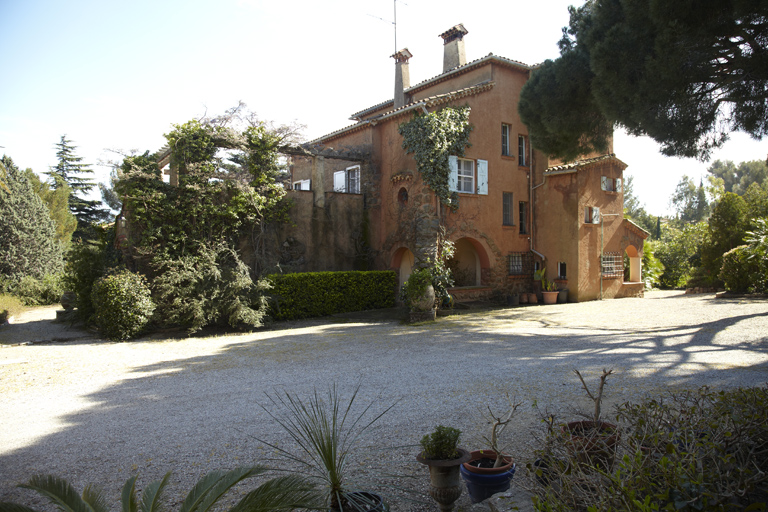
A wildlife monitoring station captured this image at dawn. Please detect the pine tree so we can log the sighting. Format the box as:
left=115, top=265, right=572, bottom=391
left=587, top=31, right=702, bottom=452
left=0, top=155, right=63, bottom=281
left=46, top=135, right=108, bottom=236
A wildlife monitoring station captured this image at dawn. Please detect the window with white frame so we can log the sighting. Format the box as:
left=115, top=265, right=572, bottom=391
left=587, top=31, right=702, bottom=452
left=584, top=206, right=600, bottom=224
left=333, top=165, right=361, bottom=194
left=502, top=124, right=510, bottom=156
left=448, top=156, right=488, bottom=195
left=557, top=261, right=567, bottom=279
left=518, top=135, right=528, bottom=166
left=601, top=176, right=622, bottom=192
left=503, top=192, right=513, bottom=225
left=457, top=158, right=474, bottom=193
left=293, top=179, right=310, bottom=191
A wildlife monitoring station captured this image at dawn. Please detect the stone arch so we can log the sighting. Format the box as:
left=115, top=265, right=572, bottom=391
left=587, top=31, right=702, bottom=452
left=624, top=244, right=641, bottom=283
left=392, top=246, right=416, bottom=291
left=449, top=237, right=491, bottom=287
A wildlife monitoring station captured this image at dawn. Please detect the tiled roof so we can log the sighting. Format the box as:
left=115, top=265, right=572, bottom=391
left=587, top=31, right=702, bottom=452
left=311, top=81, right=496, bottom=144
left=544, top=154, right=628, bottom=175
left=350, top=53, right=530, bottom=120
left=624, top=218, right=651, bottom=238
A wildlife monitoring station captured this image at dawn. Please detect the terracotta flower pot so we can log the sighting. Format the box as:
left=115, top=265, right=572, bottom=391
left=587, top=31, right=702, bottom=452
left=528, top=293, right=538, bottom=304
left=561, top=421, right=619, bottom=469
left=542, top=291, right=558, bottom=304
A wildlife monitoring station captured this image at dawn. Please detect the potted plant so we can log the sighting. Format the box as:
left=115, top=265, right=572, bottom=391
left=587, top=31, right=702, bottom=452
left=401, top=268, right=436, bottom=322
left=461, top=395, right=522, bottom=503
left=561, top=368, right=619, bottom=470
left=541, top=269, right=559, bottom=304
left=257, top=384, right=396, bottom=511
left=416, top=425, right=470, bottom=512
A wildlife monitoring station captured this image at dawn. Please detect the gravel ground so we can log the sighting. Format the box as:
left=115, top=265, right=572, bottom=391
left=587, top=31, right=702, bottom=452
left=1, top=291, right=767, bottom=511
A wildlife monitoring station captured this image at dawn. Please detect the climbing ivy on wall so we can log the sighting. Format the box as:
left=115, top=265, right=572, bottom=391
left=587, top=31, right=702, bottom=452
left=398, top=105, right=473, bottom=210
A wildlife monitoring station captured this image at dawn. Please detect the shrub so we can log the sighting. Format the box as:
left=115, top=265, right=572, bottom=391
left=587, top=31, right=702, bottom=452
left=420, top=425, right=462, bottom=460
left=63, top=229, right=120, bottom=324
left=91, top=271, right=154, bottom=340
left=641, top=240, right=664, bottom=290
left=529, top=386, right=768, bottom=511
left=720, top=245, right=759, bottom=293
left=0, top=294, right=24, bottom=324
left=267, top=271, right=397, bottom=321
left=10, top=273, right=64, bottom=306
left=151, top=242, right=267, bottom=333
left=399, top=268, right=433, bottom=309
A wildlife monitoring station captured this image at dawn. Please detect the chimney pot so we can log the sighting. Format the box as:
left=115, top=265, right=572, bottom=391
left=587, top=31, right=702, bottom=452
left=392, top=48, right=412, bottom=109
left=439, top=23, right=468, bottom=72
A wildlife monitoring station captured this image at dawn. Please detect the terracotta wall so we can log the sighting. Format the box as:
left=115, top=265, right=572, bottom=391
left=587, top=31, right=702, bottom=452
left=257, top=189, right=366, bottom=273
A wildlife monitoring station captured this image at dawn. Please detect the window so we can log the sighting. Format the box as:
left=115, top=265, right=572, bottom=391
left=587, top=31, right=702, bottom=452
left=584, top=206, right=600, bottom=224
left=448, top=156, right=488, bottom=195
left=503, top=192, right=513, bottom=225
left=518, top=135, right=528, bottom=166
left=601, top=252, right=623, bottom=278
left=457, top=158, right=474, bottom=193
left=601, top=176, right=622, bottom=192
left=333, top=166, right=361, bottom=194
left=502, top=124, right=510, bottom=156
left=519, top=201, right=528, bottom=234
left=507, top=252, right=533, bottom=276
left=293, top=179, right=310, bottom=190
left=557, top=262, right=567, bottom=280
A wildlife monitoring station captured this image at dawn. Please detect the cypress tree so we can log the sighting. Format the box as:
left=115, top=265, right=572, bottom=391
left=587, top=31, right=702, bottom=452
left=0, top=156, right=63, bottom=282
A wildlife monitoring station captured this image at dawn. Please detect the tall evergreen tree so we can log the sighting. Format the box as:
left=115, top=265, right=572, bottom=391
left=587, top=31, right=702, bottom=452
left=671, top=175, right=710, bottom=225
left=25, top=169, right=78, bottom=251
left=0, top=155, right=63, bottom=282
left=46, top=135, right=108, bottom=236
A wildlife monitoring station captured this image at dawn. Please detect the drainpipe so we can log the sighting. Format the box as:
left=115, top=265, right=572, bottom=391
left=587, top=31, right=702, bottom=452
left=599, top=213, right=620, bottom=300
left=529, top=143, right=545, bottom=261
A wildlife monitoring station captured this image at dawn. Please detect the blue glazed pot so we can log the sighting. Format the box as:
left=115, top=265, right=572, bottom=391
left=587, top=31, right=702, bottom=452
left=460, top=451, right=516, bottom=504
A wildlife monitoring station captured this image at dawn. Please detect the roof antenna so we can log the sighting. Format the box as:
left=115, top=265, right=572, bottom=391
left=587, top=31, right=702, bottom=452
left=367, top=0, right=406, bottom=54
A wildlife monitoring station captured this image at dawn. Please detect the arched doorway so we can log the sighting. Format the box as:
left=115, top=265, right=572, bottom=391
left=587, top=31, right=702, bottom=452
left=392, top=247, right=415, bottom=291
left=448, top=237, right=490, bottom=287
left=624, top=244, right=641, bottom=283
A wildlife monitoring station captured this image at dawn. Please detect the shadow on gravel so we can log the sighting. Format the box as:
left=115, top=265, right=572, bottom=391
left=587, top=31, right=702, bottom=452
left=2, top=296, right=768, bottom=509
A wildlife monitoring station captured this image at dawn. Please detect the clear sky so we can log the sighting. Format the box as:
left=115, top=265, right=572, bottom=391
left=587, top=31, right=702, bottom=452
left=1, top=0, right=764, bottom=216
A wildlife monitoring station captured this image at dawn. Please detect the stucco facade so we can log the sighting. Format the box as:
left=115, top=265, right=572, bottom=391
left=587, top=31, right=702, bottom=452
left=279, top=25, right=648, bottom=302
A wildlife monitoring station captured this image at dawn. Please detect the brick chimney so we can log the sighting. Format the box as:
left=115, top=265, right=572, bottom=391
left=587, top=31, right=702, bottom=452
left=439, top=24, right=468, bottom=73
left=392, top=48, right=412, bottom=110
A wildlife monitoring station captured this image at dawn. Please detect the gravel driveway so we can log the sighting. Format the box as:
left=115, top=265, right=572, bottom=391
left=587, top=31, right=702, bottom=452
left=1, top=291, right=767, bottom=511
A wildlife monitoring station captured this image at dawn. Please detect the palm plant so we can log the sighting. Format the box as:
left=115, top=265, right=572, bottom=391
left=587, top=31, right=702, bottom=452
left=0, top=466, right=322, bottom=512
left=257, top=384, right=397, bottom=511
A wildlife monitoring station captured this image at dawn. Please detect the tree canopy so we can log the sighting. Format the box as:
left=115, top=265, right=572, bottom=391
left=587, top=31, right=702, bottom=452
left=519, top=0, right=768, bottom=161
left=707, top=159, right=768, bottom=197
left=670, top=176, right=710, bottom=225
left=47, top=135, right=109, bottom=233
left=0, top=155, right=63, bottom=282
left=25, top=170, right=77, bottom=251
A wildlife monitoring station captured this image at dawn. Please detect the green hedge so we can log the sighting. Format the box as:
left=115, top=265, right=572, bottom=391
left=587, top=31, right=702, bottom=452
left=266, top=271, right=397, bottom=321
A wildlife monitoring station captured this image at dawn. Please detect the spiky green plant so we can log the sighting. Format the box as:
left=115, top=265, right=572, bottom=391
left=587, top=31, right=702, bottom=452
left=0, top=466, right=321, bottom=512
left=257, top=385, right=397, bottom=511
